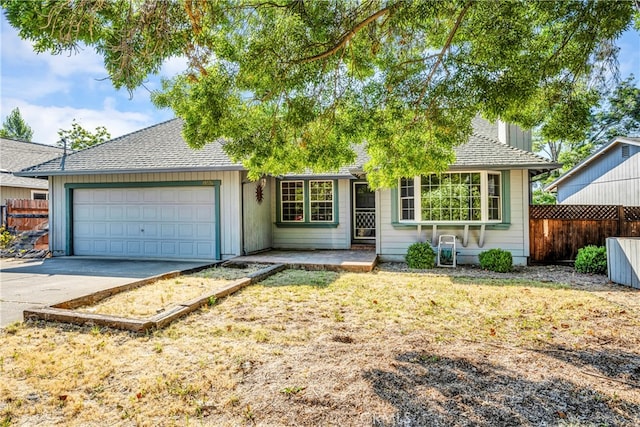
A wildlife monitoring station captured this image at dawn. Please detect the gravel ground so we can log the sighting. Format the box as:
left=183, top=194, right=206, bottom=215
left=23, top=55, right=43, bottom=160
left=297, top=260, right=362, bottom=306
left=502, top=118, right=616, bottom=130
left=379, top=263, right=612, bottom=288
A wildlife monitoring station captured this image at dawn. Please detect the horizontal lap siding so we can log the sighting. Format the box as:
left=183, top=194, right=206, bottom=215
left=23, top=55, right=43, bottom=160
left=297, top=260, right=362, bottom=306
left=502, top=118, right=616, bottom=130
left=378, top=170, right=528, bottom=265
left=1, top=187, right=37, bottom=201
left=558, top=146, right=640, bottom=205
left=50, top=171, right=242, bottom=259
left=271, top=179, right=350, bottom=249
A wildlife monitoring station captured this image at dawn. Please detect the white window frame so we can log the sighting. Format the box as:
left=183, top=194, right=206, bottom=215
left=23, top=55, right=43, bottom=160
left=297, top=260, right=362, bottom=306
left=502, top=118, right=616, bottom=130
left=399, top=178, right=415, bottom=220
left=398, top=171, right=502, bottom=223
left=31, top=190, right=48, bottom=200
left=280, top=180, right=305, bottom=222
left=309, top=180, right=334, bottom=222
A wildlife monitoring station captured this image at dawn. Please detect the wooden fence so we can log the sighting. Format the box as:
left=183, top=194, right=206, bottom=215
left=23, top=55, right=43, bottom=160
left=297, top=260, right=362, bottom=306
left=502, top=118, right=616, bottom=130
left=529, top=205, right=640, bottom=264
left=2, top=199, right=49, bottom=232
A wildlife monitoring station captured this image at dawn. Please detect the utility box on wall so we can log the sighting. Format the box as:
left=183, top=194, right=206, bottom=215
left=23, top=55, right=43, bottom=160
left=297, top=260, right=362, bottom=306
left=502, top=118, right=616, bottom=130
left=607, top=237, right=640, bottom=289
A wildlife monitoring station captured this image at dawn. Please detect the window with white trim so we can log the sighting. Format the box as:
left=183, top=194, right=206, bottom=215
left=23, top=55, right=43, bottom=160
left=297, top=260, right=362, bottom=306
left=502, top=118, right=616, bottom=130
left=400, top=178, right=415, bottom=220
left=309, top=180, right=333, bottom=222
left=31, top=191, right=48, bottom=200
left=399, top=172, right=501, bottom=222
left=281, top=181, right=304, bottom=222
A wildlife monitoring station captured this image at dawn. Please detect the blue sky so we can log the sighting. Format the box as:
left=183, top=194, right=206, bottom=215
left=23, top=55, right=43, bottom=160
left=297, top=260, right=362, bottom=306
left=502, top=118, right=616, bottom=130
left=1, top=14, right=639, bottom=145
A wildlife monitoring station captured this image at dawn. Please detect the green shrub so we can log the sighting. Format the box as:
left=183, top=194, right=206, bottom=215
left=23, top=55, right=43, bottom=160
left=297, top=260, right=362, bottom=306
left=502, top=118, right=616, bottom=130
left=406, top=242, right=436, bottom=269
left=478, top=248, right=513, bottom=273
left=0, top=226, right=14, bottom=249
left=574, top=245, right=607, bottom=274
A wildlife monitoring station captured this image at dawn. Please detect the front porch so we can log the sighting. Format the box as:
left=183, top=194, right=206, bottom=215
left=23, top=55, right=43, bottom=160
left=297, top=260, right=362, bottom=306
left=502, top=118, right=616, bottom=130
left=231, top=249, right=378, bottom=272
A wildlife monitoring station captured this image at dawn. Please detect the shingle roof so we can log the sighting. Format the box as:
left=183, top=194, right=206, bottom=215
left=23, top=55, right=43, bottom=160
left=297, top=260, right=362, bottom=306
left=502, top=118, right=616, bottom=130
left=18, top=119, right=242, bottom=176
left=0, top=138, right=64, bottom=172
left=452, top=132, right=557, bottom=170
left=18, top=117, right=557, bottom=177
left=0, top=172, right=48, bottom=189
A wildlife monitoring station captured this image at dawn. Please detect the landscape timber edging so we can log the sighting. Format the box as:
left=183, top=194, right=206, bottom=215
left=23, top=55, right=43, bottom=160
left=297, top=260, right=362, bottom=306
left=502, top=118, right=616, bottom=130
left=23, top=263, right=286, bottom=333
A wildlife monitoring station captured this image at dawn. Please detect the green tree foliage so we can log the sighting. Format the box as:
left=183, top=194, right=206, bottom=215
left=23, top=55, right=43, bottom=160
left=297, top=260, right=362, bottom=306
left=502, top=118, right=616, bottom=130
left=57, top=120, right=111, bottom=151
left=3, top=1, right=638, bottom=187
left=531, top=189, right=556, bottom=205
left=0, top=107, right=33, bottom=141
left=534, top=76, right=640, bottom=177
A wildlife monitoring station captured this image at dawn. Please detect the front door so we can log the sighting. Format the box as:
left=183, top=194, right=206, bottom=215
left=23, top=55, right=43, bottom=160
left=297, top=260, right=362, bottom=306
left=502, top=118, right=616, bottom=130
left=352, top=182, right=376, bottom=243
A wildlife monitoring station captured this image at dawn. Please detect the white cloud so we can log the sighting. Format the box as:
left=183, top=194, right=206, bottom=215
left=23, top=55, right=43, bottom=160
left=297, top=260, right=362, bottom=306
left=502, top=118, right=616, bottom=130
left=1, top=16, right=105, bottom=78
left=161, top=56, right=189, bottom=77
left=0, top=97, right=170, bottom=145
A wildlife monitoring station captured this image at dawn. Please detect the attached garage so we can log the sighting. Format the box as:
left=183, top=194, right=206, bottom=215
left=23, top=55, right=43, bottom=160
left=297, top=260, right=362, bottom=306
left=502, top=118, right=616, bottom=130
left=68, top=182, right=220, bottom=260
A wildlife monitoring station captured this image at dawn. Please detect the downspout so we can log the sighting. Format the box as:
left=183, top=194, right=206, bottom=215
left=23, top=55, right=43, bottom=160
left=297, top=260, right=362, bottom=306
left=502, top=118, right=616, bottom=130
left=241, top=179, right=246, bottom=255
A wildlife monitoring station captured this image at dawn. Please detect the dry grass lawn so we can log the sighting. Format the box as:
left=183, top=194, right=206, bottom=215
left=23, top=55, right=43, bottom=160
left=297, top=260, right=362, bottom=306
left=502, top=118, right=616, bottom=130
left=1, top=267, right=639, bottom=426
left=76, top=265, right=264, bottom=318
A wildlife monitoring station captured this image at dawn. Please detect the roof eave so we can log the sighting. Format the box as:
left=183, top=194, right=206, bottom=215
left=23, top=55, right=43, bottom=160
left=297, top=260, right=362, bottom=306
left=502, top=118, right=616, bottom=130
left=16, top=165, right=246, bottom=177
left=449, top=163, right=561, bottom=171
left=544, top=136, right=634, bottom=191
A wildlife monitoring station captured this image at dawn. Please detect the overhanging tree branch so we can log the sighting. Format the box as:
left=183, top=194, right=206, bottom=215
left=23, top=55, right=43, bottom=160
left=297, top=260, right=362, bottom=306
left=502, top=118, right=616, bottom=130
left=296, top=4, right=397, bottom=65
left=415, top=1, right=473, bottom=108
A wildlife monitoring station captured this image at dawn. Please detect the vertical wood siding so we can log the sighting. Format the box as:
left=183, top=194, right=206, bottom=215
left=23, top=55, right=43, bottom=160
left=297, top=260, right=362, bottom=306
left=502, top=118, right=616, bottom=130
left=558, top=144, right=640, bottom=205
left=378, top=170, right=528, bottom=265
left=242, top=177, right=273, bottom=253
left=271, top=179, right=351, bottom=249
left=607, top=237, right=640, bottom=289
left=50, top=171, right=242, bottom=259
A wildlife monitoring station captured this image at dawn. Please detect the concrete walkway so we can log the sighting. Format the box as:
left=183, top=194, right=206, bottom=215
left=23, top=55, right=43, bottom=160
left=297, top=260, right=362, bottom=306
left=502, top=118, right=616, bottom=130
left=0, top=257, right=213, bottom=327
left=232, top=249, right=378, bottom=272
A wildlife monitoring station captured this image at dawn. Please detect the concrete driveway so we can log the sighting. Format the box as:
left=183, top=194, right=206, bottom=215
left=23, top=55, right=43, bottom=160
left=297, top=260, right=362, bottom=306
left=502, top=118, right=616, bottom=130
left=0, top=257, right=213, bottom=328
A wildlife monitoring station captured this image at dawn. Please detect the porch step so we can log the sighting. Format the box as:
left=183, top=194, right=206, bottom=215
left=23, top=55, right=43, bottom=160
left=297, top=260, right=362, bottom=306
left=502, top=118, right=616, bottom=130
left=350, top=244, right=375, bottom=251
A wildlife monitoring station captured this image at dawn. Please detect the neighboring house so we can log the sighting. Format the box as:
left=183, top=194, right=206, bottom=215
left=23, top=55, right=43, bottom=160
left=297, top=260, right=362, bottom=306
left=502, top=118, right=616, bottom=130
left=546, top=137, right=640, bottom=205
left=0, top=137, right=64, bottom=203
left=17, top=118, right=557, bottom=265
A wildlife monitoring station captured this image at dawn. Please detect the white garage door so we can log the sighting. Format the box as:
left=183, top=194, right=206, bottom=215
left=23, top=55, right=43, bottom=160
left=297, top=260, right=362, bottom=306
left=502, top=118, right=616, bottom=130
left=73, top=186, right=216, bottom=259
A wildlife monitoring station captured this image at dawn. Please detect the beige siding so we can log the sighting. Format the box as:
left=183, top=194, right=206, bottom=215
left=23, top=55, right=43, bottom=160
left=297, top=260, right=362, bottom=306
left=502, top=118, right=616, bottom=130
left=49, top=171, right=243, bottom=259
left=271, top=179, right=351, bottom=249
left=1, top=186, right=46, bottom=202
left=378, top=170, right=529, bottom=265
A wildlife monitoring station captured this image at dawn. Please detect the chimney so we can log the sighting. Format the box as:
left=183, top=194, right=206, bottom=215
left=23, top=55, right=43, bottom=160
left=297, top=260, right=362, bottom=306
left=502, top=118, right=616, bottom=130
left=497, top=120, right=532, bottom=152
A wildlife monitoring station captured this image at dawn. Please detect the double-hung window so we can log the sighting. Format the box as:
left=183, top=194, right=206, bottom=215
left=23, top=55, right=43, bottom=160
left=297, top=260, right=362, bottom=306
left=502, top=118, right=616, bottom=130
left=281, top=181, right=304, bottom=222
left=309, top=180, right=334, bottom=222
left=279, top=180, right=337, bottom=225
left=399, top=172, right=502, bottom=223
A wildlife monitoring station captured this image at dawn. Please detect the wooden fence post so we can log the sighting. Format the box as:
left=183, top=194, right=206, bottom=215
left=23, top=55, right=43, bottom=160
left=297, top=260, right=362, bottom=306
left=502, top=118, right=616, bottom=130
left=618, top=205, right=625, bottom=236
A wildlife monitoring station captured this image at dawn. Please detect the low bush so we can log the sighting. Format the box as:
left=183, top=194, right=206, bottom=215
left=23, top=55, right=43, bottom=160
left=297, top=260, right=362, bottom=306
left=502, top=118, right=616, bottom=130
left=406, top=242, right=436, bottom=269
left=0, top=226, right=15, bottom=249
left=574, top=245, right=607, bottom=274
left=478, top=248, right=513, bottom=273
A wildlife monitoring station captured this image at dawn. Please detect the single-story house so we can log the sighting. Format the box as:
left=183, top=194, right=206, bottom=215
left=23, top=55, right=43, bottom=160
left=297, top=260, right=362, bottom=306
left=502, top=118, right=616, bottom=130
left=546, top=137, right=640, bottom=205
left=17, top=118, right=557, bottom=265
left=1, top=137, right=64, bottom=203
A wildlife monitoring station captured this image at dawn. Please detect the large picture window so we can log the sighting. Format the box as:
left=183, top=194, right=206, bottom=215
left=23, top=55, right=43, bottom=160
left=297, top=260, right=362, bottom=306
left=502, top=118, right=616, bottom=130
left=399, top=172, right=502, bottom=222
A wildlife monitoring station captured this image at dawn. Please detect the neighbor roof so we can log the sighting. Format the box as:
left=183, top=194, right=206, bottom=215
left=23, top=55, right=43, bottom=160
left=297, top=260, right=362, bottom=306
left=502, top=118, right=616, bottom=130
left=545, top=136, right=640, bottom=191
left=0, top=172, right=48, bottom=189
left=0, top=137, right=64, bottom=173
left=18, top=117, right=558, bottom=178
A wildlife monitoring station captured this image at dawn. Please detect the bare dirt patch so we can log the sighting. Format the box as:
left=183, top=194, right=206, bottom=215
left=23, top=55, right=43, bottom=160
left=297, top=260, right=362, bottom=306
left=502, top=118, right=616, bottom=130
left=1, top=264, right=638, bottom=426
